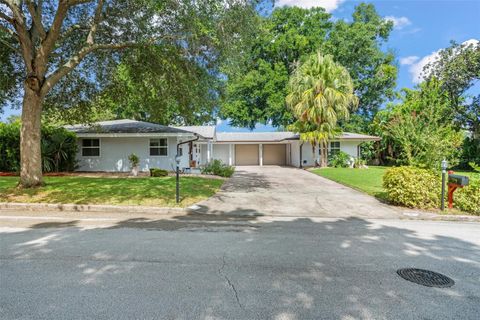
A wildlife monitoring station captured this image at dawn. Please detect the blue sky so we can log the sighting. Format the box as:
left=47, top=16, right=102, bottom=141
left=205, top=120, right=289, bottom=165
left=2, top=0, right=479, bottom=132
left=217, top=0, right=480, bottom=132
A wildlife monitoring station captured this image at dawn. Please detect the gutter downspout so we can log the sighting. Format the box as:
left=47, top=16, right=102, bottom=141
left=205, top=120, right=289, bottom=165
left=176, top=135, right=200, bottom=157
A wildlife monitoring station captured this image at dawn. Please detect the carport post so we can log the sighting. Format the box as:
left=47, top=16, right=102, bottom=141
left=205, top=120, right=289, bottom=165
left=259, top=144, right=263, bottom=166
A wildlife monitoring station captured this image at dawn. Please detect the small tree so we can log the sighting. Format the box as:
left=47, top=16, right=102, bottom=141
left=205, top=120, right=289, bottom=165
left=286, top=53, right=358, bottom=167
left=128, top=153, right=139, bottom=176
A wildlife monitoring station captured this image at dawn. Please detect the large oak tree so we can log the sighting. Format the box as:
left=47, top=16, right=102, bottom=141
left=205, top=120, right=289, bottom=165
left=0, top=0, right=258, bottom=187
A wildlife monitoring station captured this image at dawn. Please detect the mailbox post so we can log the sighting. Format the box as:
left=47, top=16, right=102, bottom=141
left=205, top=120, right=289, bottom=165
left=441, top=159, right=447, bottom=211
left=447, top=172, right=469, bottom=209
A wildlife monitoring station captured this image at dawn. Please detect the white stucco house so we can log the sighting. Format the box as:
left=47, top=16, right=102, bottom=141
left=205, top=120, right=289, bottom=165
left=66, top=119, right=380, bottom=172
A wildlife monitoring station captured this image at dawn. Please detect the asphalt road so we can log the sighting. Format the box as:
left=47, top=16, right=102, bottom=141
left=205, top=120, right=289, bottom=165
left=1, top=215, right=479, bottom=319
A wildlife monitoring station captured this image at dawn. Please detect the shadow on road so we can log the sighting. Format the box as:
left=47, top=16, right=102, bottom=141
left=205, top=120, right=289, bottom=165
left=1, top=210, right=479, bottom=319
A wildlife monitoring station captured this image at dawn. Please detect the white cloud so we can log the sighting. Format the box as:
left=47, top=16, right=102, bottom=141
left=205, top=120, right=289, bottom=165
left=408, top=39, right=479, bottom=84
left=275, top=0, right=345, bottom=12
left=399, top=56, right=419, bottom=66
left=384, top=16, right=412, bottom=30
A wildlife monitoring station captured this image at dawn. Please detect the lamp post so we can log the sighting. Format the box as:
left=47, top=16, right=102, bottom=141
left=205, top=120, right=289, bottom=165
left=175, top=154, right=181, bottom=203
left=441, top=159, right=448, bottom=211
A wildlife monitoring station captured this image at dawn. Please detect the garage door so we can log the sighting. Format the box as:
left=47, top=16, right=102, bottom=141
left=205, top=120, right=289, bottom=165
left=263, top=144, right=286, bottom=165
left=235, top=144, right=259, bottom=165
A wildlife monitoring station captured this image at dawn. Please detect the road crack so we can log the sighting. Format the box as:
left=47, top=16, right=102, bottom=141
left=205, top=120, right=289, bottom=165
left=218, top=254, right=244, bottom=310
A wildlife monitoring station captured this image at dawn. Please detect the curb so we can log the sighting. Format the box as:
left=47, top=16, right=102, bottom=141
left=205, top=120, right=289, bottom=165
left=0, top=202, right=186, bottom=215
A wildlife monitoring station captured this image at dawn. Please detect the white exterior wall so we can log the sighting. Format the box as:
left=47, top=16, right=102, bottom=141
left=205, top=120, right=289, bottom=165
left=298, top=140, right=362, bottom=167
left=301, top=142, right=316, bottom=167
left=212, top=144, right=230, bottom=164
left=290, top=140, right=301, bottom=167
left=339, top=141, right=359, bottom=158
left=76, top=137, right=184, bottom=172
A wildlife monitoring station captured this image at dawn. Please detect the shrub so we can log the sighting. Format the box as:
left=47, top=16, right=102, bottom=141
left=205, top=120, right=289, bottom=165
left=201, top=159, right=235, bottom=177
left=150, top=168, right=169, bottom=177
left=329, top=151, right=352, bottom=168
left=455, top=177, right=480, bottom=215
left=128, top=153, right=140, bottom=168
left=383, top=166, right=440, bottom=209
left=0, top=122, right=77, bottom=173
left=353, top=158, right=367, bottom=168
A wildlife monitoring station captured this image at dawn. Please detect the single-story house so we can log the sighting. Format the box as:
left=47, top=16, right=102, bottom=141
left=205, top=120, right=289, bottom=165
left=66, top=119, right=380, bottom=172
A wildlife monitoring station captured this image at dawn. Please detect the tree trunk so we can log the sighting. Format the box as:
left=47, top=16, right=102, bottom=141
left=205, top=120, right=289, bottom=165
left=320, top=141, right=328, bottom=167
left=312, top=143, right=317, bottom=167
left=19, top=87, right=43, bottom=188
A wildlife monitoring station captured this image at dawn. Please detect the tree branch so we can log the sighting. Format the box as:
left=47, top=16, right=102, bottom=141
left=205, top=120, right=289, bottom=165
left=41, top=0, right=70, bottom=58
left=0, top=20, right=17, bottom=37
left=41, top=42, right=137, bottom=97
left=0, top=10, right=14, bottom=24
left=4, top=0, right=35, bottom=73
left=26, top=0, right=46, bottom=40
left=86, top=0, right=103, bottom=45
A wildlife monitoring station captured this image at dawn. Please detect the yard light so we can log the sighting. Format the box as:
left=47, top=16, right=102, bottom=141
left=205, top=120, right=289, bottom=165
left=441, top=159, right=448, bottom=211
left=175, top=154, right=181, bottom=203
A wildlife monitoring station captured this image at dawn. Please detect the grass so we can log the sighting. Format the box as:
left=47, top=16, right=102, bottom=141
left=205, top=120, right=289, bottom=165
left=311, top=166, right=389, bottom=200
left=0, top=176, right=224, bottom=207
left=311, top=166, right=479, bottom=202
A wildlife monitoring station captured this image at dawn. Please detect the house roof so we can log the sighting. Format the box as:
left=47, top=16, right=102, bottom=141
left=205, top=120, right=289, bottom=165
left=215, top=131, right=380, bottom=142
left=65, top=119, right=196, bottom=136
left=65, top=119, right=380, bottom=142
left=173, top=126, right=216, bottom=139
left=216, top=132, right=297, bottom=142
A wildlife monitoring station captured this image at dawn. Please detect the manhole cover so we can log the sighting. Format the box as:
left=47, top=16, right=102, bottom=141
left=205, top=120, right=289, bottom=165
left=397, top=268, right=454, bottom=288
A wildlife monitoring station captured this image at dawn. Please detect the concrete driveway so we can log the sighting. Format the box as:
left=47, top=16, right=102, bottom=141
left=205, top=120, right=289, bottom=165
left=193, top=166, right=401, bottom=219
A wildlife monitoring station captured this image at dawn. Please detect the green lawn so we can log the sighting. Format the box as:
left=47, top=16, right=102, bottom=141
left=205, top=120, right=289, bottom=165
left=311, top=166, right=479, bottom=201
left=311, top=166, right=389, bottom=199
left=0, top=176, right=224, bottom=207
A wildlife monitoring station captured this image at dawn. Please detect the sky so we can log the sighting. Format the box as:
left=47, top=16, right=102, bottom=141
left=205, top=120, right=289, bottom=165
left=2, top=0, right=479, bottom=132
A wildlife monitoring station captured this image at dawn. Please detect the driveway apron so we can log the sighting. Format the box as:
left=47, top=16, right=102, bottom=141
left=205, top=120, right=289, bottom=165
left=193, top=166, right=401, bottom=219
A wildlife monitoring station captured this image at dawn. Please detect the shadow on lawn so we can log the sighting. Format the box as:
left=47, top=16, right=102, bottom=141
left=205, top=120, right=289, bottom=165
left=1, top=209, right=479, bottom=319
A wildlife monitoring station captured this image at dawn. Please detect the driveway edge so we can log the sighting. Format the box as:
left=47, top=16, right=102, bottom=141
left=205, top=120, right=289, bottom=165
left=0, top=202, right=186, bottom=214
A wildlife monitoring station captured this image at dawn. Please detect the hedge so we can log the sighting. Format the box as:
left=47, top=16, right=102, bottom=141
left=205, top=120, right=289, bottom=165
left=383, top=166, right=440, bottom=209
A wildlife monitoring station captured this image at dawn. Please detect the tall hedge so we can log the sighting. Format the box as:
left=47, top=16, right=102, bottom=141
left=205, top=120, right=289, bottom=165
left=0, top=121, right=77, bottom=172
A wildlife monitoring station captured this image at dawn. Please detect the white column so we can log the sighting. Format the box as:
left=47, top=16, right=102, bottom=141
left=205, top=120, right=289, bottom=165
left=228, top=144, right=233, bottom=166
left=207, top=141, right=212, bottom=163
left=259, top=144, right=263, bottom=166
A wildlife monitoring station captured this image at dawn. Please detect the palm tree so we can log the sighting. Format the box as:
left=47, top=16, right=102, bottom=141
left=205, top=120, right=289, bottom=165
left=286, top=53, right=358, bottom=167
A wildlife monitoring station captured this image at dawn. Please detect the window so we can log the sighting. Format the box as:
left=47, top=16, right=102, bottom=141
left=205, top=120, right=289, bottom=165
left=82, top=139, right=100, bottom=157
left=329, top=141, right=340, bottom=156
left=150, top=138, right=168, bottom=156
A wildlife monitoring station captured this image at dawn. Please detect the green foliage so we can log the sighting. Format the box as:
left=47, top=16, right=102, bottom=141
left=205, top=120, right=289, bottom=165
left=150, top=168, right=169, bottom=177
left=0, top=121, right=21, bottom=172
left=41, top=126, right=78, bottom=173
left=329, top=151, right=352, bottom=168
left=201, top=160, right=235, bottom=178
left=353, top=158, right=367, bottom=168
left=0, top=122, right=77, bottom=173
left=470, top=162, right=480, bottom=172
left=286, top=53, right=357, bottom=166
left=455, top=177, right=480, bottom=215
left=128, top=154, right=140, bottom=168
left=222, top=3, right=396, bottom=128
left=423, top=41, right=480, bottom=167
left=373, top=79, right=463, bottom=169
left=459, top=138, right=480, bottom=169
left=383, top=167, right=440, bottom=209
